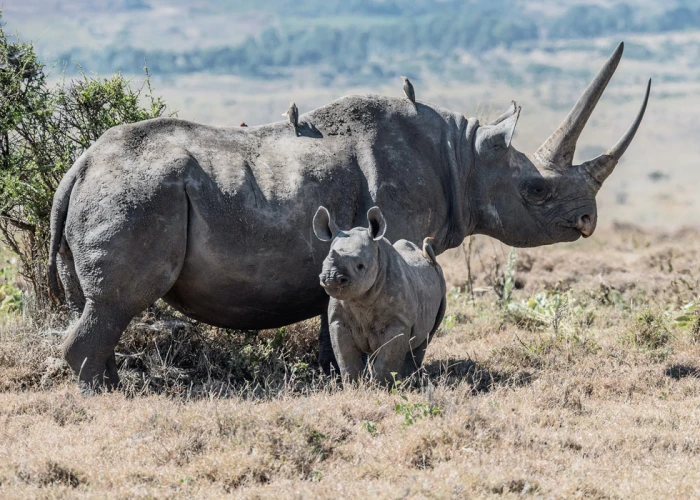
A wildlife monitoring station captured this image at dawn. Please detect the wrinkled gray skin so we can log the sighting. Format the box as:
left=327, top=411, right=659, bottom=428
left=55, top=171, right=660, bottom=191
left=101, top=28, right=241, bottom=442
left=313, top=206, right=446, bottom=383
left=47, top=43, right=650, bottom=388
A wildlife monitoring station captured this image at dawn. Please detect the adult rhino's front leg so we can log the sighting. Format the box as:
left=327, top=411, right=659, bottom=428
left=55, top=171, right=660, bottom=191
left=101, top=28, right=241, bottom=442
left=318, top=312, right=339, bottom=374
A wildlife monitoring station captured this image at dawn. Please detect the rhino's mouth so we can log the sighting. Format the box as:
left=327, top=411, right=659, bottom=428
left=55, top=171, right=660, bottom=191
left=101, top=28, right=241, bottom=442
left=320, top=281, right=348, bottom=294
left=562, top=214, right=595, bottom=239
left=560, top=226, right=585, bottom=241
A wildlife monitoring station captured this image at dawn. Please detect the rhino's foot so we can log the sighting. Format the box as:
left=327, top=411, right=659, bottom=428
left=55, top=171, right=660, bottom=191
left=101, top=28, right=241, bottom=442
left=77, top=377, right=119, bottom=397
left=78, top=382, right=97, bottom=397
left=75, top=356, right=120, bottom=396
left=401, top=338, right=429, bottom=379
left=63, top=300, right=127, bottom=393
left=319, top=351, right=340, bottom=376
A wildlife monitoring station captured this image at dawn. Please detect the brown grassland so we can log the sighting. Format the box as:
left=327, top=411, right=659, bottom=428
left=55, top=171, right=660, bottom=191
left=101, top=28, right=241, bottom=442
left=1, top=225, right=700, bottom=499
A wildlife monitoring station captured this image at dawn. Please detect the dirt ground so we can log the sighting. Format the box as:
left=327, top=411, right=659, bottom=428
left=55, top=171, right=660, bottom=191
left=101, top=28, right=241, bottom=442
left=1, top=225, right=699, bottom=499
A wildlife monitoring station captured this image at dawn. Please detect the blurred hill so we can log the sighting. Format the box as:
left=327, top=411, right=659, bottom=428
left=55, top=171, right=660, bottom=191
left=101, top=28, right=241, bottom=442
left=8, top=0, right=700, bottom=87
left=3, top=0, right=700, bottom=228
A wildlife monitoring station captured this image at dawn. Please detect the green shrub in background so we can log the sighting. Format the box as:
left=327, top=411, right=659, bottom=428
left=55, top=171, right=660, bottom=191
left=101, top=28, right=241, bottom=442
left=0, top=253, right=22, bottom=313
left=0, top=15, right=172, bottom=309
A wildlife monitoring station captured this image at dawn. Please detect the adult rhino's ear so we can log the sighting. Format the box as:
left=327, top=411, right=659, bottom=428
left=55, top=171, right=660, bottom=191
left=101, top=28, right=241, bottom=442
left=475, top=104, right=521, bottom=164
left=366, top=206, right=387, bottom=241
left=489, top=101, right=517, bottom=126
left=313, top=206, right=339, bottom=242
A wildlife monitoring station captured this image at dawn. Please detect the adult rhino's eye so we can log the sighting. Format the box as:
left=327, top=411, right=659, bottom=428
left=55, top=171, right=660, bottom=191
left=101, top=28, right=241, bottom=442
left=356, top=263, right=365, bottom=271
left=522, top=179, right=552, bottom=204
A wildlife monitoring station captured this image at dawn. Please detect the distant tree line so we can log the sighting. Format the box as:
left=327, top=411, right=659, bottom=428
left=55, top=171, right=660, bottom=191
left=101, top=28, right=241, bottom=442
left=548, top=3, right=700, bottom=38
left=56, top=2, right=700, bottom=79
left=61, top=9, right=537, bottom=77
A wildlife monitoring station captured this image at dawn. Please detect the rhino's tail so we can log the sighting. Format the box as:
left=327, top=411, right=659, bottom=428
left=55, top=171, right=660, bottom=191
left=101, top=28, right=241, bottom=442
left=47, top=161, right=82, bottom=304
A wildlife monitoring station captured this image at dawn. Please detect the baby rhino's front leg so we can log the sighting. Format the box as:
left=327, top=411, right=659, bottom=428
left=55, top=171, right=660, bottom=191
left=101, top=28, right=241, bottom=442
left=329, top=317, right=365, bottom=382
left=370, top=319, right=411, bottom=386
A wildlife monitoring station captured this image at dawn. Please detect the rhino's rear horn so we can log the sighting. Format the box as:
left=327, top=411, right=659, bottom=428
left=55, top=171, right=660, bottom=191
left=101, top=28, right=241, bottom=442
left=533, top=42, right=624, bottom=171
left=580, top=78, right=651, bottom=186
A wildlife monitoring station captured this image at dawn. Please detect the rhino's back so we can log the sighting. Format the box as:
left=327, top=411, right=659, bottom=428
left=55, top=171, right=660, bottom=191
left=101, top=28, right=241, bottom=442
left=77, top=94, right=459, bottom=235
left=391, top=240, right=445, bottom=297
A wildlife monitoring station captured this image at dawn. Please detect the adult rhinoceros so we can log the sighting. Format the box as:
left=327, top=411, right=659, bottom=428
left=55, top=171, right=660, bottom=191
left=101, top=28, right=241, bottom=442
left=48, top=43, right=649, bottom=388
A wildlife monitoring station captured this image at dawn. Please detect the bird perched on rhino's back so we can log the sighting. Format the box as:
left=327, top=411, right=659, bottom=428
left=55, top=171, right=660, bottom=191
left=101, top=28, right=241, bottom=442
left=401, top=76, right=415, bottom=104
left=240, top=122, right=248, bottom=127
left=282, top=101, right=299, bottom=134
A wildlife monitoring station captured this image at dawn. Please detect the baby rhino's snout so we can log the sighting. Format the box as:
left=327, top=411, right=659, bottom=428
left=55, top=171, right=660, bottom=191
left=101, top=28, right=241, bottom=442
left=319, top=270, right=350, bottom=289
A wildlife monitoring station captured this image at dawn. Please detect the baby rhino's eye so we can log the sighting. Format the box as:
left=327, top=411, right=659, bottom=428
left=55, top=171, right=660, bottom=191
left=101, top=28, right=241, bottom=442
left=356, top=263, right=365, bottom=271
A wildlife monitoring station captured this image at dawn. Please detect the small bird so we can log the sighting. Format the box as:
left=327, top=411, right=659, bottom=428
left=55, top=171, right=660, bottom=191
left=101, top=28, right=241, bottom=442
left=240, top=122, right=248, bottom=127
left=401, top=76, right=415, bottom=105
left=282, top=101, right=299, bottom=134
left=422, top=237, right=437, bottom=266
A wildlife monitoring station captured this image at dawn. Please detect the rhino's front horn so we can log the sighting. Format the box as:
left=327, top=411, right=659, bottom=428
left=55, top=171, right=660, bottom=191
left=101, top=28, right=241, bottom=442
left=533, top=43, right=625, bottom=171
left=579, top=78, right=651, bottom=187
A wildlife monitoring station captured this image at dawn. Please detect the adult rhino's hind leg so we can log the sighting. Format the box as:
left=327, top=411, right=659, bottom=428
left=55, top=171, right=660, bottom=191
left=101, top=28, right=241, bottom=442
left=62, top=300, right=133, bottom=390
left=62, top=167, right=189, bottom=391
left=62, top=242, right=187, bottom=391
left=63, top=228, right=187, bottom=391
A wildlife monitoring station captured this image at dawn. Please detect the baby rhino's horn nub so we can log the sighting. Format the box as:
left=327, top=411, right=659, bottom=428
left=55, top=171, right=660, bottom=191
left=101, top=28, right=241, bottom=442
left=422, top=237, right=437, bottom=266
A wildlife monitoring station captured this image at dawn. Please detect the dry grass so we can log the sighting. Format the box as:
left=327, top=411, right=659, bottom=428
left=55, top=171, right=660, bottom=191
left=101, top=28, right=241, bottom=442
left=1, top=225, right=700, bottom=498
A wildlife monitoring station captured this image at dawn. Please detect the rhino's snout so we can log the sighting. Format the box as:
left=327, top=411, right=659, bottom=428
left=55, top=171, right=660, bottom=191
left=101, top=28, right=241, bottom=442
left=319, top=272, right=350, bottom=289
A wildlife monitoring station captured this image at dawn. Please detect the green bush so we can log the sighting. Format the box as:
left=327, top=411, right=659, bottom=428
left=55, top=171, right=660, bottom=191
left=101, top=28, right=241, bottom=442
left=0, top=17, right=171, bottom=308
left=0, top=249, right=21, bottom=313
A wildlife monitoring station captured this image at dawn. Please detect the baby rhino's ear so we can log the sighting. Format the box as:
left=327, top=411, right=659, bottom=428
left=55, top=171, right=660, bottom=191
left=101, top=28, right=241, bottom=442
left=366, top=206, right=387, bottom=241
left=313, top=206, right=339, bottom=242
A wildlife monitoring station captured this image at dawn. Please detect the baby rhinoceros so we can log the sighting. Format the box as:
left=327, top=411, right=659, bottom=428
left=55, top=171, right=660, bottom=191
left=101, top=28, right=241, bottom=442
left=312, top=206, right=447, bottom=384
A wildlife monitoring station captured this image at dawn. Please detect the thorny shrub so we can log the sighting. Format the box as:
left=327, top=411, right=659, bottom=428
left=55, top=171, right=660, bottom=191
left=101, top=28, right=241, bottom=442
left=0, top=16, right=172, bottom=308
